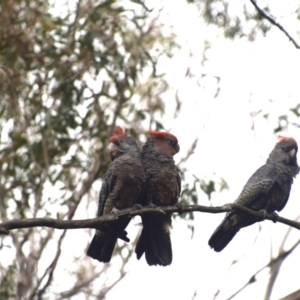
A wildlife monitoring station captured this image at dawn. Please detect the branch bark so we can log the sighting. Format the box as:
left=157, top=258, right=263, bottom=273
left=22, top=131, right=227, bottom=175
left=1, top=203, right=300, bottom=234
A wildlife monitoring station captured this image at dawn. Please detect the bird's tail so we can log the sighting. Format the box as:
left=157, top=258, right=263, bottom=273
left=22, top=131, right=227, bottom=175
left=87, top=231, right=117, bottom=263
left=208, top=217, right=240, bottom=252
left=135, top=214, right=172, bottom=266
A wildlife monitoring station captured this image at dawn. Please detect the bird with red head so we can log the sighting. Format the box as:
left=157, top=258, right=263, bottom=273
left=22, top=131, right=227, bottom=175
left=87, top=127, right=145, bottom=262
left=209, top=135, right=299, bottom=252
left=136, top=130, right=181, bottom=266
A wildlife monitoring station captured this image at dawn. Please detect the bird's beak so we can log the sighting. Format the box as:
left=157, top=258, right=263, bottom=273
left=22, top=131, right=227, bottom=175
left=174, top=144, right=180, bottom=154
left=108, top=142, right=117, bottom=160
left=288, top=148, right=296, bottom=160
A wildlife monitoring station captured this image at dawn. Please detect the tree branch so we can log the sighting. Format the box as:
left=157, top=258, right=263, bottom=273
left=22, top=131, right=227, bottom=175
left=264, top=212, right=300, bottom=299
left=280, top=288, right=300, bottom=300
left=227, top=273, right=257, bottom=300
left=249, top=0, right=300, bottom=49
left=59, top=271, right=102, bottom=299
left=226, top=237, right=300, bottom=300
left=1, top=203, right=300, bottom=234
left=34, top=230, right=67, bottom=300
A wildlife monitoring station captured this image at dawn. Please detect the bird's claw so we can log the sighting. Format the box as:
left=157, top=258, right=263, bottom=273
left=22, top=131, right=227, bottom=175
left=132, top=204, right=142, bottom=210
left=175, top=203, right=183, bottom=214
left=259, top=209, right=268, bottom=220
left=148, top=203, right=156, bottom=209
left=111, top=207, right=120, bottom=215
left=270, top=212, right=279, bottom=223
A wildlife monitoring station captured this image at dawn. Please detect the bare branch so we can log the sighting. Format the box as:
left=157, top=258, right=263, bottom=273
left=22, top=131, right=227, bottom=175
left=264, top=238, right=300, bottom=299
left=1, top=203, right=300, bottom=234
left=33, top=230, right=67, bottom=300
left=264, top=213, right=300, bottom=299
left=227, top=274, right=257, bottom=300
left=226, top=238, right=300, bottom=300
left=97, top=234, right=139, bottom=299
left=249, top=0, right=300, bottom=49
left=177, top=138, right=198, bottom=166
left=280, top=288, right=300, bottom=300
left=59, top=271, right=102, bottom=299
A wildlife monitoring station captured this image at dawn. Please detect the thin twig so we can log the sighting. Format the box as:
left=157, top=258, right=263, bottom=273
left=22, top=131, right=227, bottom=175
left=177, top=138, right=198, bottom=166
left=35, top=230, right=67, bottom=300
left=249, top=0, right=300, bottom=49
left=59, top=272, right=102, bottom=299
left=227, top=274, right=257, bottom=300
left=226, top=238, right=300, bottom=300
left=264, top=213, right=300, bottom=299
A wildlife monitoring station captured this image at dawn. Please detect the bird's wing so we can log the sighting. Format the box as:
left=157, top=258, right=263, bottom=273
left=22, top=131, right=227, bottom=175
left=176, top=168, right=181, bottom=195
left=97, top=167, right=117, bottom=217
left=235, top=163, right=277, bottom=210
left=276, top=187, right=291, bottom=212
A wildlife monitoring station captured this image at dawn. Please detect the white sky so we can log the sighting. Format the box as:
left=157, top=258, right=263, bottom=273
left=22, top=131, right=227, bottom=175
left=28, top=0, right=300, bottom=299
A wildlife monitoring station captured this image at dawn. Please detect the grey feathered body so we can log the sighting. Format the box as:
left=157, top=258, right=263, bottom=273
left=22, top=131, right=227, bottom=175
left=87, top=145, right=145, bottom=262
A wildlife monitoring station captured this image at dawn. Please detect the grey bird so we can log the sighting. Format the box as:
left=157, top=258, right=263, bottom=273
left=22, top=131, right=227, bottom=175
left=135, top=131, right=181, bottom=266
left=209, top=136, right=299, bottom=252
left=87, top=127, right=145, bottom=262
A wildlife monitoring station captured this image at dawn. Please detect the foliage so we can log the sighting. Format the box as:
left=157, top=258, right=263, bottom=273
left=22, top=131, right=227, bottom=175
left=188, top=0, right=300, bottom=42
left=0, top=0, right=185, bottom=298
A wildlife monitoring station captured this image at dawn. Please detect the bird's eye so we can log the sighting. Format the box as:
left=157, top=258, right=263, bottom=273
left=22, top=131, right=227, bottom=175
left=166, top=139, right=174, bottom=146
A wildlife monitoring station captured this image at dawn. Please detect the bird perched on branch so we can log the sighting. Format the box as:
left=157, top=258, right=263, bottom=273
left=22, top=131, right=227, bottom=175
left=209, top=136, right=300, bottom=252
left=87, top=127, right=145, bottom=262
left=135, top=131, right=181, bottom=266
